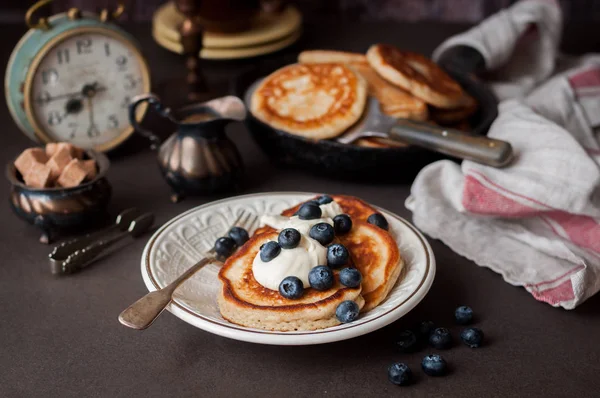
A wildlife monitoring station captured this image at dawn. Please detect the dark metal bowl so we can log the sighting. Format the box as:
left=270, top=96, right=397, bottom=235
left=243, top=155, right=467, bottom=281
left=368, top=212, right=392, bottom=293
left=233, top=58, right=498, bottom=182
left=6, top=150, right=112, bottom=244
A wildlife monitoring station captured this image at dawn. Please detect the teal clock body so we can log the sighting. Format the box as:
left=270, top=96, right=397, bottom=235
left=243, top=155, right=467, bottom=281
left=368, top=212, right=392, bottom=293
left=5, top=9, right=151, bottom=151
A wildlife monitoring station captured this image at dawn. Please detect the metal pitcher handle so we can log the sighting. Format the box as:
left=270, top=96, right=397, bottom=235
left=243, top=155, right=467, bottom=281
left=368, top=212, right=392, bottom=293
left=129, top=93, right=171, bottom=151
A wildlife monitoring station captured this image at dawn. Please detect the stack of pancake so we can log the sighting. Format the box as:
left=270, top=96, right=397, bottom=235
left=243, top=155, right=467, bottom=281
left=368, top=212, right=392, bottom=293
left=218, top=195, right=403, bottom=332
left=250, top=44, right=478, bottom=148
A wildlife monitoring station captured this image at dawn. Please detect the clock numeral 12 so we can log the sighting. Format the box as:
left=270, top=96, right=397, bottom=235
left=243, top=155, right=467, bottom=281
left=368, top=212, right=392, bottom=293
left=57, top=49, right=70, bottom=64
left=76, top=38, right=92, bottom=55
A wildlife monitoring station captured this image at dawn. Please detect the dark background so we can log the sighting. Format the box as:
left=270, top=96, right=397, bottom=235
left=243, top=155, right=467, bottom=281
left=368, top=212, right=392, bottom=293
left=2, top=0, right=600, bottom=23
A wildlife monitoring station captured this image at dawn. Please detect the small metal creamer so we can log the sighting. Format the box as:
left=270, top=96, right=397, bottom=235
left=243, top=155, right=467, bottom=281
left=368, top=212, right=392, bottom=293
left=128, top=94, right=246, bottom=202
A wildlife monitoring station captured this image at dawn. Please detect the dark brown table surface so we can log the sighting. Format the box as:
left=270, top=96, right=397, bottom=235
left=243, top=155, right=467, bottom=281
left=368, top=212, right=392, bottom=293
left=2, top=19, right=600, bottom=398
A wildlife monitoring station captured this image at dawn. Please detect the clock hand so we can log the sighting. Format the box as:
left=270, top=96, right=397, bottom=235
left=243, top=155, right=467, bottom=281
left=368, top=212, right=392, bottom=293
left=36, top=85, right=106, bottom=105
left=86, top=97, right=99, bottom=137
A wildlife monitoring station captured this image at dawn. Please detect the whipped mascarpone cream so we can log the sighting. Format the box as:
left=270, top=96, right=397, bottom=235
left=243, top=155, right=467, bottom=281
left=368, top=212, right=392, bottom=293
left=252, top=200, right=343, bottom=290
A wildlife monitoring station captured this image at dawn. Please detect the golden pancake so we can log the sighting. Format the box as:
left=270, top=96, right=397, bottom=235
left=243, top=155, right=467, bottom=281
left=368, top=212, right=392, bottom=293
left=251, top=63, right=367, bottom=140
left=298, top=50, right=428, bottom=121
left=218, top=230, right=365, bottom=331
left=367, top=44, right=466, bottom=109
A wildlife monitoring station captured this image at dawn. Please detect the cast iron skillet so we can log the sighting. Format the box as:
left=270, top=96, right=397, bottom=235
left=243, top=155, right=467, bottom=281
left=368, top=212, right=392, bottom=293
left=232, top=46, right=496, bottom=182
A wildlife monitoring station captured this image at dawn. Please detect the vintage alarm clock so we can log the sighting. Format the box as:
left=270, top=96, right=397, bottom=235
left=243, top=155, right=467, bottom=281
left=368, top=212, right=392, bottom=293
left=5, top=0, right=151, bottom=152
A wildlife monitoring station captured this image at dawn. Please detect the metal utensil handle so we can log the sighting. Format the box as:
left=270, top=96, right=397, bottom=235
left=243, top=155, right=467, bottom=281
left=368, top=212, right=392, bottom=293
left=128, top=93, right=170, bottom=150
left=118, top=257, right=214, bottom=330
left=388, top=120, right=513, bottom=167
left=60, top=231, right=127, bottom=274
left=49, top=223, right=119, bottom=263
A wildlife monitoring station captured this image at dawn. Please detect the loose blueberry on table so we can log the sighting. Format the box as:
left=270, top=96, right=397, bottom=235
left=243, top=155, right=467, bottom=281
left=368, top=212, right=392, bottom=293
left=279, top=276, right=304, bottom=299
left=335, top=300, right=359, bottom=323
left=316, top=194, right=333, bottom=204
left=429, top=327, right=453, bottom=349
left=421, top=354, right=448, bottom=377
left=418, top=320, right=436, bottom=339
left=260, top=241, right=281, bottom=262
left=327, top=243, right=349, bottom=267
left=395, top=330, right=418, bottom=353
left=339, top=267, right=362, bottom=288
left=461, top=327, right=484, bottom=348
left=367, top=213, right=389, bottom=231
left=309, top=222, right=335, bottom=245
left=214, top=236, right=237, bottom=258
left=455, top=305, right=474, bottom=325
left=297, top=202, right=322, bottom=220
left=278, top=228, right=301, bottom=249
left=228, top=227, right=249, bottom=247
left=308, top=265, right=334, bottom=291
left=388, top=363, right=413, bottom=386
left=333, top=214, right=352, bottom=235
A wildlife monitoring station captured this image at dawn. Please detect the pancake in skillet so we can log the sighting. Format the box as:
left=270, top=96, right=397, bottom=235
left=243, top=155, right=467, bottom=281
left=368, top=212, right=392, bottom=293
left=250, top=63, right=367, bottom=140
left=367, top=44, right=466, bottom=109
left=253, top=194, right=403, bottom=312
left=298, top=50, right=428, bottom=121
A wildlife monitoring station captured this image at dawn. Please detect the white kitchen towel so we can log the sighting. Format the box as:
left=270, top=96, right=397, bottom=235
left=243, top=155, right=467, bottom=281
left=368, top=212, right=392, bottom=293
left=406, top=0, right=600, bottom=309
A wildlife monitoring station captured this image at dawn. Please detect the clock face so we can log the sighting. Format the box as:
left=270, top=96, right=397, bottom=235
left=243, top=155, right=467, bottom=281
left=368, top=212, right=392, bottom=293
left=28, top=30, right=149, bottom=150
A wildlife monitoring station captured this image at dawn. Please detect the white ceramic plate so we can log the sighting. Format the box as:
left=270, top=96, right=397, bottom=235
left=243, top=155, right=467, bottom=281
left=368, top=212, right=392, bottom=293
left=141, top=192, right=436, bottom=345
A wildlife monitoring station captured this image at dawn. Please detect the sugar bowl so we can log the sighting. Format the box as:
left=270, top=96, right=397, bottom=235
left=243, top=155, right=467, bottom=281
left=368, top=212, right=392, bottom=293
left=6, top=149, right=111, bottom=243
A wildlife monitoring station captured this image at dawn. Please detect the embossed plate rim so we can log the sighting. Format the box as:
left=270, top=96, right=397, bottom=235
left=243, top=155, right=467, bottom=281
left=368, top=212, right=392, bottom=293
left=140, top=192, right=436, bottom=345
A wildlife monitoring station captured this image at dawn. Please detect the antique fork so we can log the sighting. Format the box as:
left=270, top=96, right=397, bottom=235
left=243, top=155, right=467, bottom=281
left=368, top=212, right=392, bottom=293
left=118, top=209, right=258, bottom=330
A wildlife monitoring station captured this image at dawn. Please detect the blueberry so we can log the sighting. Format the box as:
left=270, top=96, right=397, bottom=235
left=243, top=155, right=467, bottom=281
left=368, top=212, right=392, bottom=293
left=214, top=237, right=236, bottom=258
left=279, top=276, right=304, bottom=299
left=395, top=330, right=418, bottom=353
left=333, top=214, right=352, bottom=235
left=278, top=228, right=301, bottom=249
left=339, top=268, right=362, bottom=288
left=309, top=223, right=335, bottom=245
left=421, top=354, right=448, bottom=377
left=429, top=327, right=453, bottom=349
left=297, top=202, right=322, bottom=220
left=228, top=227, right=249, bottom=247
left=367, top=213, right=389, bottom=230
left=308, top=265, right=334, bottom=291
left=460, top=327, right=484, bottom=348
left=335, top=300, right=359, bottom=323
left=455, top=305, right=474, bottom=325
left=327, top=243, right=349, bottom=267
left=388, top=362, right=413, bottom=386
left=417, top=321, right=436, bottom=339
left=260, top=241, right=281, bottom=262
left=316, top=195, right=333, bottom=204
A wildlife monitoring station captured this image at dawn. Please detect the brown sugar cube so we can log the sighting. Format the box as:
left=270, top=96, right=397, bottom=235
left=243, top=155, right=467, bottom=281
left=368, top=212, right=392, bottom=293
left=57, top=159, right=87, bottom=188
left=23, top=162, right=52, bottom=188
left=46, top=142, right=84, bottom=159
left=14, top=148, right=48, bottom=177
left=45, top=142, right=59, bottom=157
left=46, top=146, right=73, bottom=181
left=80, top=159, right=97, bottom=180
